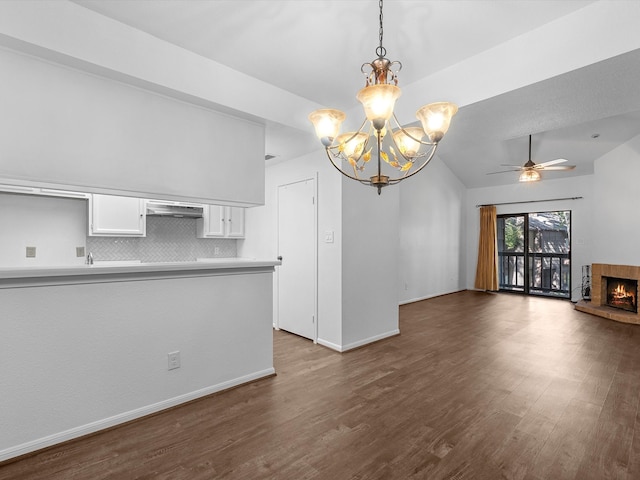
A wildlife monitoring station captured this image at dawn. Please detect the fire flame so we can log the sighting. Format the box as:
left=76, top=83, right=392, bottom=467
left=610, top=282, right=636, bottom=303
left=612, top=284, right=628, bottom=298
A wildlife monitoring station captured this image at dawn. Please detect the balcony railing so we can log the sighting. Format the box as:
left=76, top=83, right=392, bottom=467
left=499, top=252, right=570, bottom=298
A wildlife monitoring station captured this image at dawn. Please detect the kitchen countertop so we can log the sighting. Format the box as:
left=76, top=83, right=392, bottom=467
left=0, top=258, right=281, bottom=288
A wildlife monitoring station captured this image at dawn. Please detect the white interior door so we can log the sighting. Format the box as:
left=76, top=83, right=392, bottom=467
left=277, top=178, right=316, bottom=341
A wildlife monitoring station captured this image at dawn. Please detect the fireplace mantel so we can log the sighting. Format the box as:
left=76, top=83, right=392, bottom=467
left=576, top=263, right=640, bottom=325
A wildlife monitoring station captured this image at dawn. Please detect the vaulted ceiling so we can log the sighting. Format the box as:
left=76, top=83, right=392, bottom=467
left=62, top=1, right=640, bottom=188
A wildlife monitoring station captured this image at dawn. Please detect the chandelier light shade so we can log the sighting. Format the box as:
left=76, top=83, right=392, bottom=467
left=392, top=127, right=424, bottom=158
left=335, top=132, right=368, bottom=159
left=415, top=102, right=458, bottom=143
left=308, top=0, right=457, bottom=194
left=308, top=109, right=346, bottom=147
left=357, top=84, right=401, bottom=130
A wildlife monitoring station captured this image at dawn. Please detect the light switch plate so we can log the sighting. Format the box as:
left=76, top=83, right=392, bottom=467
left=76, top=246, right=85, bottom=257
left=324, top=231, right=334, bottom=243
left=168, top=351, right=181, bottom=370
left=25, top=246, right=36, bottom=258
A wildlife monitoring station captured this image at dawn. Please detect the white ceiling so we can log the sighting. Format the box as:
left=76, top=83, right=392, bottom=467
left=71, top=0, right=640, bottom=188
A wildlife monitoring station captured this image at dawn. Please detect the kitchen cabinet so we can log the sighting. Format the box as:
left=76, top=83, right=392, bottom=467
left=89, top=194, right=146, bottom=236
left=196, top=205, right=245, bottom=238
left=226, top=206, right=245, bottom=238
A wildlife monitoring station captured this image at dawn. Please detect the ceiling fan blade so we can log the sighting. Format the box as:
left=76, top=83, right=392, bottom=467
left=539, top=165, right=576, bottom=171
left=535, top=158, right=567, bottom=168
left=486, top=169, right=521, bottom=175
left=492, top=137, right=572, bottom=177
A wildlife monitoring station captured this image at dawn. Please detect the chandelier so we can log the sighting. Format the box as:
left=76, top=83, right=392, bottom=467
left=308, top=0, right=457, bottom=194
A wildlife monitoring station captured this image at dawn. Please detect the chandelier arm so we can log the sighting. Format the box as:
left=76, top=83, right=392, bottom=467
left=387, top=144, right=439, bottom=184
left=324, top=147, right=371, bottom=184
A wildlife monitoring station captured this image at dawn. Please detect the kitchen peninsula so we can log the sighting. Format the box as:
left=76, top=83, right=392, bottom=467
left=0, top=258, right=279, bottom=461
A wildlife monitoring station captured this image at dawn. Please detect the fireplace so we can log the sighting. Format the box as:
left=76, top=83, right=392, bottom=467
left=575, top=264, right=640, bottom=325
left=604, top=276, right=638, bottom=313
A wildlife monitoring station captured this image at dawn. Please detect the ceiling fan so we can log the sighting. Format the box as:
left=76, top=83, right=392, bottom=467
left=488, top=135, right=576, bottom=182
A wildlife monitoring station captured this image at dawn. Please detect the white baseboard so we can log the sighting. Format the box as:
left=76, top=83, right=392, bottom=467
left=0, top=367, right=275, bottom=463
left=317, top=329, right=400, bottom=352
left=342, top=329, right=400, bottom=352
left=316, top=338, right=343, bottom=352
left=399, top=289, right=465, bottom=306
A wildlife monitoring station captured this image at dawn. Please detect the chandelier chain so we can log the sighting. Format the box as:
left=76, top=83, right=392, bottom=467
left=376, top=0, right=386, bottom=58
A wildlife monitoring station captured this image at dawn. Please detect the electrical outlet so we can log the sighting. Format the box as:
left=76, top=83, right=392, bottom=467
left=76, top=246, right=85, bottom=257
left=25, top=246, right=36, bottom=258
left=167, top=351, right=181, bottom=370
left=214, top=246, right=220, bottom=255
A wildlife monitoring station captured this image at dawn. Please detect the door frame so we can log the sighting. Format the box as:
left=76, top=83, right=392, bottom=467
left=275, top=173, right=319, bottom=343
left=497, top=210, right=572, bottom=299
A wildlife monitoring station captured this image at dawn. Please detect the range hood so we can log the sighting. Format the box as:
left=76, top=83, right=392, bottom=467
left=146, top=203, right=204, bottom=218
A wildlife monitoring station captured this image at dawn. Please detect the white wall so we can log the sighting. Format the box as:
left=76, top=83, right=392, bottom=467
left=398, top=157, right=467, bottom=304
left=465, top=175, right=594, bottom=301
left=0, top=270, right=274, bottom=461
left=240, top=150, right=343, bottom=348
left=341, top=178, right=400, bottom=349
left=0, top=193, right=87, bottom=267
left=592, top=133, right=640, bottom=265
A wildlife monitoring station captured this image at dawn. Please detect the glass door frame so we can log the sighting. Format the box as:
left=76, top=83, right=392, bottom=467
left=497, top=210, right=572, bottom=299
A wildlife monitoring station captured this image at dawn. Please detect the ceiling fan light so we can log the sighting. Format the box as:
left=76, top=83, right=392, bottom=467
left=308, top=109, right=346, bottom=146
left=416, top=102, right=458, bottom=143
left=519, top=169, right=541, bottom=182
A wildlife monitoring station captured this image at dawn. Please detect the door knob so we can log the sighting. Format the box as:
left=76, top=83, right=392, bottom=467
left=277, top=256, right=283, bottom=261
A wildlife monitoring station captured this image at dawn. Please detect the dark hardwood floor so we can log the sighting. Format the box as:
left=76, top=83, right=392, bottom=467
left=3, top=290, right=640, bottom=479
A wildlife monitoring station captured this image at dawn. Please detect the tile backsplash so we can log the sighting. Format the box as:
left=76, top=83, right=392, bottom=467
left=87, top=216, right=237, bottom=262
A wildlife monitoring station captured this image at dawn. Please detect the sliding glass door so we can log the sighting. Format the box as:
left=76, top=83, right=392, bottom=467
left=497, top=211, right=571, bottom=299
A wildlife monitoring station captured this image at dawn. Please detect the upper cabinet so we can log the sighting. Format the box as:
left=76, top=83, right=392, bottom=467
left=89, top=194, right=146, bottom=237
left=196, top=205, right=245, bottom=239
left=0, top=46, right=265, bottom=206
left=226, top=206, right=245, bottom=238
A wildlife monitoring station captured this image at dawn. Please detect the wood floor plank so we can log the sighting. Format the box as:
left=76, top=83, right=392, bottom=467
left=2, top=291, right=640, bottom=479
left=626, top=405, right=640, bottom=480
left=573, top=368, right=640, bottom=479
left=528, top=398, right=601, bottom=480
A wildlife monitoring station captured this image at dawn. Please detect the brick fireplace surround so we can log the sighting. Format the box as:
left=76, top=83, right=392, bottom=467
left=575, top=263, right=640, bottom=325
